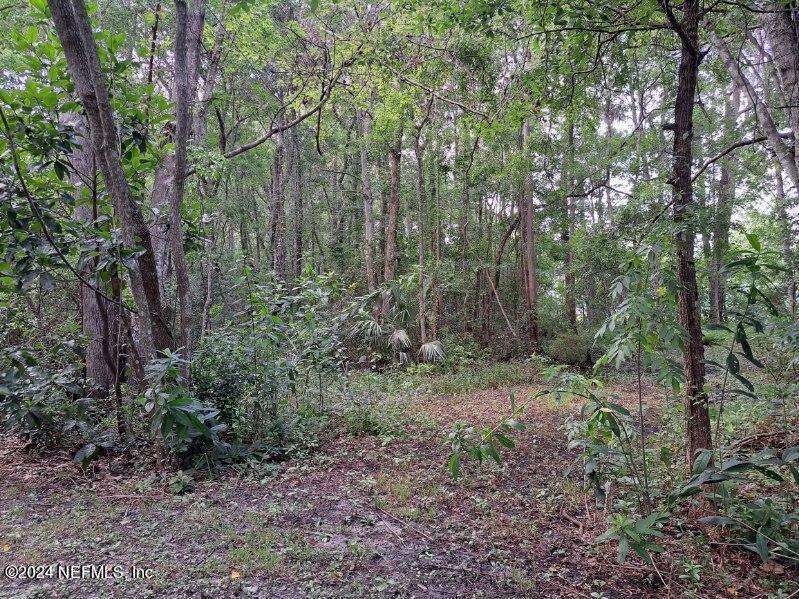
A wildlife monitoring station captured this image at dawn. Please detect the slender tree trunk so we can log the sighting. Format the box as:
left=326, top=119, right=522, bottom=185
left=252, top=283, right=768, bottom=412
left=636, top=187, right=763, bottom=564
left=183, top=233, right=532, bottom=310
left=520, top=119, right=539, bottom=348
left=775, top=162, right=797, bottom=315
left=414, top=133, right=427, bottom=345
left=358, top=109, right=377, bottom=292
left=292, top=124, right=304, bottom=277
left=381, top=135, right=402, bottom=317
left=668, top=0, right=712, bottom=465
left=48, top=0, right=172, bottom=361
left=67, top=113, right=120, bottom=398
left=762, top=6, right=799, bottom=177
left=712, top=29, right=799, bottom=192
left=272, top=126, right=287, bottom=280
left=171, top=0, right=203, bottom=368
left=711, top=86, right=739, bottom=323
left=563, top=122, right=577, bottom=330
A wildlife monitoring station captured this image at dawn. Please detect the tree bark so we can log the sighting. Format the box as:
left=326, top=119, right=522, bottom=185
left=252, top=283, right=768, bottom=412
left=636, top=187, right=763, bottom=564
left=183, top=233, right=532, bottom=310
left=48, top=0, right=172, bottom=362
left=381, top=135, right=402, bottom=316
left=712, top=29, right=799, bottom=192
left=414, top=131, right=427, bottom=345
left=272, top=126, right=287, bottom=280
left=171, top=0, right=204, bottom=367
left=775, top=162, right=797, bottom=315
left=667, top=0, right=713, bottom=465
left=358, top=109, right=377, bottom=292
left=292, top=123, right=304, bottom=278
left=66, top=113, right=120, bottom=398
left=563, top=121, right=577, bottom=331
left=762, top=6, right=799, bottom=177
left=520, top=119, right=539, bottom=349
left=710, top=86, right=739, bottom=323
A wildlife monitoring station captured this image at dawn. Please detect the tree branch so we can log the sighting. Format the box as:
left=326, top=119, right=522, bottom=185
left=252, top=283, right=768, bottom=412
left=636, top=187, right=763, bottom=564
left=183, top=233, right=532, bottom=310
left=691, top=135, right=767, bottom=182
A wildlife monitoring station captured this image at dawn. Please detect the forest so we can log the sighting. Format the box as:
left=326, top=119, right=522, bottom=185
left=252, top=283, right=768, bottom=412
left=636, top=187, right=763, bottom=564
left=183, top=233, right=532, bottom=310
left=0, top=0, right=798, bottom=597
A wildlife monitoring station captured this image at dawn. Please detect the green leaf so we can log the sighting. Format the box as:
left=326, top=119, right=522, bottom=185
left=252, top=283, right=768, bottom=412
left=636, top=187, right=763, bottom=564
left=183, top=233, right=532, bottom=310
left=483, top=443, right=502, bottom=464
left=745, top=233, right=761, bottom=252
left=731, top=371, right=755, bottom=392
left=698, top=515, right=737, bottom=526
left=725, top=352, right=740, bottom=374
left=692, top=449, right=712, bottom=475
left=494, top=433, right=515, bottom=448
left=782, top=446, right=799, bottom=463
left=449, top=452, right=461, bottom=480
left=755, top=529, right=770, bottom=562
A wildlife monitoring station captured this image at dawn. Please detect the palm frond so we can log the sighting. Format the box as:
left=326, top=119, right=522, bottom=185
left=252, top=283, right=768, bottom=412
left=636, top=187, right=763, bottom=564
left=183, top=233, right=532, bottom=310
left=389, top=329, right=411, bottom=351
left=419, top=340, right=445, bottom=363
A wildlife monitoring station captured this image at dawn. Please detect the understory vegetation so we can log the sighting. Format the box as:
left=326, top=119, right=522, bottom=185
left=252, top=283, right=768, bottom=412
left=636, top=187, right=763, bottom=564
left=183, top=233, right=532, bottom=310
left=1, top=0, right=798, bottom=597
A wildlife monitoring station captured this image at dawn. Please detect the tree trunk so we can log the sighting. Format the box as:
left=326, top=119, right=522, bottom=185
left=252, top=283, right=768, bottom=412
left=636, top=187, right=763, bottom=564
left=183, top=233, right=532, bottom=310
left=358, top=109, right=377, bottom=292
left=272, top=126, right=287, bottom=280
left=67, top=113, right=120, bottom=398
left=292, top=123, right=304, bottom=277
left=775, top=162, right=797, bottom=315
left=762, top=6, right=799, bottom=177
left=520, top=119, right=539, bottom=349
left=381, top=135, right=402, bottom=316
left=171, top=0, right=204, bottom=368
left=48, top=0, right=172, bottom=362
left=711, top=86, right=739, bottom=323
left=563, top=121, right=577, bottom=330
left=668, top=0, right=712, bottom=466
left=414, top=133, right=427, bottom=345
left=712, top=28, right=799, bottom=192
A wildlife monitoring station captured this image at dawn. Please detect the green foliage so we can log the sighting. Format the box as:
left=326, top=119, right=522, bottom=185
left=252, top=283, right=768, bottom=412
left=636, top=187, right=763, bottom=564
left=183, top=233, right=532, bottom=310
left=548, top=328, right=599, bottom=365
left=0, top=342, right=88, bottom=445
left=141, top=351, right=223, bottom=459
left=596, top=511, right=668, bottom=564
left=191, top=331, right=253, bottom=427
left=595, top=244, right=684, bottom=391
left=447, top=391, right=534, bottom=480
left=343, top=397, right=406, bottom=440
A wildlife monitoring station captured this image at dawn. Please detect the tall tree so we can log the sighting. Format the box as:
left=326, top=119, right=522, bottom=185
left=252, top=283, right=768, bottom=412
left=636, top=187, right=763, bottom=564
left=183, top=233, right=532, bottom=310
left=47, top=0, right=172, bottom=361
left=663, top=0, right=712, bottom=464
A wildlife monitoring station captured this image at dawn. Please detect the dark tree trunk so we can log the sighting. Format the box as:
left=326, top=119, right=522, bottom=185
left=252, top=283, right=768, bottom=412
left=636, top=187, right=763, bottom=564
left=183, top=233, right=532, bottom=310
left=171, top=0, right=204, bottom=368
left=272, top=126, right=287, bottom=280
left=292, top=123, right=304, bottom=278
left=710, top=86, right=739, bottom=323
left=563, top=122, right=577, bottom=330
left=667, top=0, right=712, bottom=465
left=381, top=135, right=402, bottom=317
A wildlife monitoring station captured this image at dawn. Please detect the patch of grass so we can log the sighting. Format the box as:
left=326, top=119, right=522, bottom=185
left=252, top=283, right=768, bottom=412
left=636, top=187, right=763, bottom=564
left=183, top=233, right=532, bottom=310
left=343, top=397, right=406, bottom=439
left=510, top=567, right=536, bottom=593
left=348, top=539, right=368, bottom=558
left=227, top=526, right=283, bottom=575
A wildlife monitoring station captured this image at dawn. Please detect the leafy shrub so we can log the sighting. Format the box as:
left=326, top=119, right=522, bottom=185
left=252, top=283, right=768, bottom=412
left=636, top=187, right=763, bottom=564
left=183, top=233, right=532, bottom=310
left=344, top=397, right=405, bottom=439
left=191, top=331, right=253, bottom=428
left=269, top=402, right=328, bottom=458
left=0, top=343, right=90, bottom=446
left=548, top=329, right=599, bottom=365
left=142, top=351, right=224, bottom=459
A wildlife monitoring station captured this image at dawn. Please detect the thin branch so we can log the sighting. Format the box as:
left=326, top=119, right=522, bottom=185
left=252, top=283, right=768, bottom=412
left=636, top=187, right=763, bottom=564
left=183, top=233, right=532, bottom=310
left=691, top=135, right=767, bottom=182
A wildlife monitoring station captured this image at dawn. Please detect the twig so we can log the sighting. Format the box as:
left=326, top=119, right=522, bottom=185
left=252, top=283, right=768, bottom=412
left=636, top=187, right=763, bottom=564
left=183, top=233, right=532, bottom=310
left=374, top=506, right=434, bottom=542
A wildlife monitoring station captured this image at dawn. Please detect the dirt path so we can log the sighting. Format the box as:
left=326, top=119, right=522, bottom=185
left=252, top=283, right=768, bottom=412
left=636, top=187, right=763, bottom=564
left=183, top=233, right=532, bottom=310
left=0, top=384, right=779, bottom=598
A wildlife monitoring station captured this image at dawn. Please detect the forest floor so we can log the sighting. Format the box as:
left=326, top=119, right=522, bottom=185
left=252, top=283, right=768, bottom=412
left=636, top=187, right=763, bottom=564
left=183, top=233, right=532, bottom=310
left=0, top=376, right=796, bottom=598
